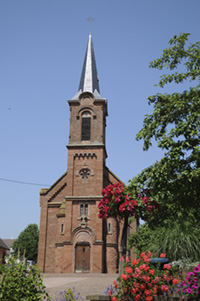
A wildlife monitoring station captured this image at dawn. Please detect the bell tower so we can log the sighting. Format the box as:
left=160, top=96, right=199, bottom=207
left=66, top=33, right=108, bottom=197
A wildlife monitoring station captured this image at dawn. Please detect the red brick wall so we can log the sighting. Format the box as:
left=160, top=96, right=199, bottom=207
left=37, top=92, right=128, bottom=274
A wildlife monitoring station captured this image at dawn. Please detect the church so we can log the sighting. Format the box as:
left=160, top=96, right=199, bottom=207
left=37, top=33, right=136, bottom=273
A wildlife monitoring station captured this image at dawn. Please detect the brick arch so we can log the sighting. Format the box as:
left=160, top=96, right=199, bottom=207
left=77, top=106, right=96, bottom=117
left=71, top=226, right=96, bottom=244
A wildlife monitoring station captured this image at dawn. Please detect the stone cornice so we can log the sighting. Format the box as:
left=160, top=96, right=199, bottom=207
left=48, top=202, right=62, bottom=207
left=66, top=143, right=105, bottom=149
left=65, top=196, right=102, bottom=201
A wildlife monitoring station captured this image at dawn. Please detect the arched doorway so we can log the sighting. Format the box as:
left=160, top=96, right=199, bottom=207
left=75, top=242, right=90, bottom=273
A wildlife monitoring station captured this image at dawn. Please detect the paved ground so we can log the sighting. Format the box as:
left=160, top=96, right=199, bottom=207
left=43, top=273, right=119, bottom=300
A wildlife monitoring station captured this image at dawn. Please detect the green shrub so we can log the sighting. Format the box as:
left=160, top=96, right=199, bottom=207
left=129, top=220, right=200, bottom=262
left=0, top=257, right=50, bottom=300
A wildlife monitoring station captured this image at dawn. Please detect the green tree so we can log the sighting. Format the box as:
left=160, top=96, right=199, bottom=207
left=13, top=224, right=39, bottom=262
left=128, top=33, right=200, bottom=262
left=128, top=223, right=152, bottom=257
left=132, top=33, right=200, bottom=222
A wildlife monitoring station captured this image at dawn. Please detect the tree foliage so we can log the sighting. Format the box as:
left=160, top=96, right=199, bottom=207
left=128, top=33, right=200, bottom=262
left=128, top=223, right=152, bottom=257
left=131, top=33, right=200, bottom=222
left=0, top=257, right=49, bottom=300
left=129, top=221, right=200, bottom=262
left=13, top=224, right=39, bottom=262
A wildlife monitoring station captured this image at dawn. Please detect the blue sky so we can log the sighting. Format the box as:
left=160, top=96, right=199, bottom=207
left=1, top=0, right=199, bottom=238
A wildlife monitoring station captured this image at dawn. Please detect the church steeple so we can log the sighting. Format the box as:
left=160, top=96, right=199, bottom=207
left=72, top=33, right=102, bottom=100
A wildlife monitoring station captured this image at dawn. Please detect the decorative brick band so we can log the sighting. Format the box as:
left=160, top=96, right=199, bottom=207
left=74, top=152, right=97, bottom=159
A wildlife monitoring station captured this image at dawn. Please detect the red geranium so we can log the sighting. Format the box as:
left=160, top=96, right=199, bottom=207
left=109, top=251, right=178, bottom=301
left=163, top=264, right=171, bottom=270
left=98, top=182, right=159, bottom=221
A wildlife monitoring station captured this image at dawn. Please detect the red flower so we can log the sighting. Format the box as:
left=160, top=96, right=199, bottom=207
left=142, top=275, right=150, bottom=282
left=133, top=282, right=140, bottom=288
left=161, top=285, right=169, bottom=292
left=121, top=273, right=127, bottom=281
left=113, top=280, right=118, bottom=289
left=146, top=297, right=153, bottom=301
left=140, top=284, right=146, bottom=291
left=160, top=253, right=166, bottom=258
left=132, top=259, right=139, bottom=266
left=163, top=264, right=171, bottom=270
left=172, top=278, right=179, bottom=285
left=112, top=297, right=118, bottom=301
left=139, top=264, right=149, bottom=271
left=125, top=266, right=133, bottom=274
left=143, top=256, right=151, bottom=263
left=144, top=289, right=151, bottom=296
left=135, top=294, right=141, bottom=300
left=149, top=269, right=155, bottom=275
left=109, top=290, right=113, bottom=296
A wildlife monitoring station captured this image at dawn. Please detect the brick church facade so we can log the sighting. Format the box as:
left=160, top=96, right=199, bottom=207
left=37, top=34, right=136, bottom=273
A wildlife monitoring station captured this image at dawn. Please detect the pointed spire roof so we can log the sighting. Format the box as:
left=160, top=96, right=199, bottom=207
left=72, top=33, right=102, bottom=100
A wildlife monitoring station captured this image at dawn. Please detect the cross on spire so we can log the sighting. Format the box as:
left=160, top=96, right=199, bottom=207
left=87, top=16, right=94, bottom=33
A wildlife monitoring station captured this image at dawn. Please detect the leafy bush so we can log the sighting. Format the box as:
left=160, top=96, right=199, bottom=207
left=0, top=257, right=50, bottom=300
left=129, top=220, right=200, bottom=262
left=128, top=223, right=152, bottom=257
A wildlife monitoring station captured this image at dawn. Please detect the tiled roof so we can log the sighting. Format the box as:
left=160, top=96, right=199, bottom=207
left=0, top=238, right=9, bottom=250
left=2, top=239, right=15, bottom=249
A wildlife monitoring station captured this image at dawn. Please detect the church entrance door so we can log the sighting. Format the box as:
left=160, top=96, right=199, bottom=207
left=75, top=243, right=90, bottom=273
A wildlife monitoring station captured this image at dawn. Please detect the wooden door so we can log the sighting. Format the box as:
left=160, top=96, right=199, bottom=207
left=75, top=244, right=90, bottom=272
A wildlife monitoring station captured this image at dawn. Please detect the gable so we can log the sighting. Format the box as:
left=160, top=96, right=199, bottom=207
left=0, top=239, right=9, bottom=250
left=104, top=166, right=122, bottom=186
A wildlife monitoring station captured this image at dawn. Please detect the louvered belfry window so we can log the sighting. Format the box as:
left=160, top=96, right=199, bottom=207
left=81, top=111, right=91, bottom=140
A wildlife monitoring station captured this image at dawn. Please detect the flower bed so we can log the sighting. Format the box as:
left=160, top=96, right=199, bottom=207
left=107, top=252, right=179, bottom=301
left=175, top=264, right=200, bottom=299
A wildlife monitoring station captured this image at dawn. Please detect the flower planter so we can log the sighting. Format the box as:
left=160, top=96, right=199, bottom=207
left=86, top=295, right=110, bottom=301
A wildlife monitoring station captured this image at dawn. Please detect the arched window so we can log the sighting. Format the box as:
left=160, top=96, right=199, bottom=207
left=81, top=111, right=91, bottom=141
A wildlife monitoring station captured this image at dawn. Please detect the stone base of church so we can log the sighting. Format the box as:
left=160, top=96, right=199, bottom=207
left=40, top=243, right=118, bottom=274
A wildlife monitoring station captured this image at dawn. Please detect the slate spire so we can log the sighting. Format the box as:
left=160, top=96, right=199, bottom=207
left=72, top=33, right=102, bottom=100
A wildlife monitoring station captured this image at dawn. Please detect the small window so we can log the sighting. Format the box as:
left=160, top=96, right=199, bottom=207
left=85, top=204, right=88, bottom=216
left=80, top=204, right=84, bottom=216
left=81, top=111, right=91, bottom=141
left=80, top=203, right=89, bottom=216
left=61, top=223, right=64, bottom=234
left=108, top=222, right=111, bottom=233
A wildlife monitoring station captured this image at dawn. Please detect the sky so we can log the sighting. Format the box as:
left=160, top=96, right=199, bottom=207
left=0, top=0, right=199, bottom=239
